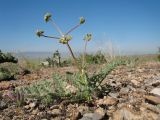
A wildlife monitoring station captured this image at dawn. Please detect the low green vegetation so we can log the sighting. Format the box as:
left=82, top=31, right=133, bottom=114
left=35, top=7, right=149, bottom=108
left=13, top=59, right=125, bottom=106
left=52, top=59, right=126, bottom=101
left=158, top=55, right=160, bottom=61
left=79, top=51, right=106, bottom=65
left=0, top=51, right=32, bottom=81
left=21, top=57, right=41, bottom=71
left=0, top=50, right=18, bottom=80
left=0, top=68, right=14, bottom=81
left=14, top=79, right=56, bottom=105
left=0, top=50, right=18, bottom=63
left=158, top=47, right=160, bottom=61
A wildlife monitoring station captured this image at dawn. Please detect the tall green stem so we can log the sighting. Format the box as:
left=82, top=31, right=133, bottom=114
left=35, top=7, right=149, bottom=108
left=66, top=42, right=81, bottom=72
left=82, top=40, right=88, bottom=71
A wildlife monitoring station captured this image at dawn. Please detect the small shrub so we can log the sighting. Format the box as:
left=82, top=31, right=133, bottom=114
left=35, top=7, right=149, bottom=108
left=52, top=50, right=61, bottom=67
left=80, top=51, right=106, bottom=64
left=61, top=58, right=73, bottom=67
left=0, top=63, right=20, bottom=75
left=43, top=50, right=62, bottom=67
left=0, top=68, right=14, bottom=81
left=0, top=50, right=18, bottom=63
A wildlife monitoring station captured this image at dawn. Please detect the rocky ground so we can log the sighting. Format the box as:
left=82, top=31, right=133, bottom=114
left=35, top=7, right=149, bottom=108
left=0, top=61, right=160, bottom=120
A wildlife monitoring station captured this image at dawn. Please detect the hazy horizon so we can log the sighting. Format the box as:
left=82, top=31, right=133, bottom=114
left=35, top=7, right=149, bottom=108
left=7, top=50, right=158, bottom=59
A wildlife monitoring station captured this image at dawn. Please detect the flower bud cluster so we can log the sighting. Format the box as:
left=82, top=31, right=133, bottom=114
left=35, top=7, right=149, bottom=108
left=59, top=35, right=72, bottom=44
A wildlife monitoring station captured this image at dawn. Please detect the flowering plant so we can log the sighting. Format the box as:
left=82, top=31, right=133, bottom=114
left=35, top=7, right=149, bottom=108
left=36, top=12, right=92, bottom=75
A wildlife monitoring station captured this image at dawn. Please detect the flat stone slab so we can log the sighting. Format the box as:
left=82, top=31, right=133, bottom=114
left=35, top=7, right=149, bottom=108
left=150, top=88, right=160, bottom=96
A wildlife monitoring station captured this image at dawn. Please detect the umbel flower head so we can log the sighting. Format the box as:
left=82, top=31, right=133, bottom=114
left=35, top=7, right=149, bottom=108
left=84, top=34, right=92, bottom=41
left=44, top=13, right=52, bottom=22
left=79, top=17, right=85, bottom=24
left=36, top=30, right=44, bottom=37
left=59, top=35, right=72, bottom=44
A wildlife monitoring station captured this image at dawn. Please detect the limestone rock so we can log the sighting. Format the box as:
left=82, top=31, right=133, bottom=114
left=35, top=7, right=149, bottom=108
left=96, top=97, right=118, bottom=106
left=112, top=106, right=159, bottom=120
left=29, top=102, right=36, bottom=108
left=150, top=88, right=160, bottom=96
left=51, top=109, right=61, bottom=116
left=144, top=95, right=160, bottom=105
